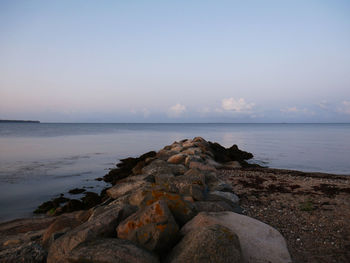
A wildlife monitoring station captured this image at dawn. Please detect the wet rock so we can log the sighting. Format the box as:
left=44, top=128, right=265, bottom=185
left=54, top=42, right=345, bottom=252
left=129, top=189, right=196, bottom=225
left=208, top=191, right=240, bottom=205
left=34, top=195, right=69, bottom=214
left=68, top=188, right=86, bottom=195
left=47, top=202, right=136, bottom=263
left=168, top=153, right=187, bottom=164
left=166, top=224, right=243, bottom=263
left=208, top=142, right=253, bottom=165
left=81, top=192, right=101, bottom=208
left=66, top=238, right=159, bottom=263
left=181, top=212, right=292, bottom=263
left=60, top=199, right=84, bottom=214
left=104, top=151, right=156, bottom=185
left=117, top=200, right=179, bottom=253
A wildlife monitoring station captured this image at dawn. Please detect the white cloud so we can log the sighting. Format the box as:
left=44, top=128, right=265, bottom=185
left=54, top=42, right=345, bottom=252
left=221, top=97, right=255, bottom=112
left=318, top=100, right=329, bottom=110
left=280, top=106, right=315, bottom=115
left=168, top=103, right=187, bottom=117
left=337, top=101, right=350, bottom=115
left=280, top=106, right=299, bottom=113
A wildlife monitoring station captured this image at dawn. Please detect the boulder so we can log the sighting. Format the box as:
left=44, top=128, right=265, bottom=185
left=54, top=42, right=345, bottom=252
left=181, top=212, right=292, bottom=263
left=47, top=202, right=136, bottom=263
left=42, top=215, right=86, bottom=248
left=129, top=189, right=196, bottom=225
left=182, top=140, right=195, bottom=148
left=209, top=181, right=234, bottom=192
left=208, top=191, right=240, bottom=205
left=156, top=150, right=180, bottom=161
left=66, top=238, right=159, bottom=263
left=168, top=153, right=187, bottom=164
left=166, top=224, right=243, bottom=263
left=107, top=180, right=146, bottom=199
left=117, top=200, right=179, bottom=253
left=184, top=155, right=203, bottom=167
left=142, top=160, right=186, bottom=176
left=193, top=201, right=243, bottom=214
left=182, top=147, right=202, bottom=155
left=189, top=162, right=216, bottom=172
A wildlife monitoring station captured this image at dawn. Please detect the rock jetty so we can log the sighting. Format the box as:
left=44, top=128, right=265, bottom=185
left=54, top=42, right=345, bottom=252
left=0, top=137, right=292, bottom=263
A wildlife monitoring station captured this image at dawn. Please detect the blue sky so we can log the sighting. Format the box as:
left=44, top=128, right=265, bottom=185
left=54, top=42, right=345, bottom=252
left=1, top=0, right=350, bottom=122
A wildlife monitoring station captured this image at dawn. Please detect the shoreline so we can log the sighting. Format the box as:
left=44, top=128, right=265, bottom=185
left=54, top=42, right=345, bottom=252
left=0, top=138, right=349, bottom=262
left=219, top=167, right=350, bottom=263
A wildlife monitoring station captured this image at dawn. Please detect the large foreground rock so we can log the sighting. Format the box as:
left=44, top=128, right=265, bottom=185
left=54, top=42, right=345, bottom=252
left=166, top=224, right=243, bottom=263
left=181, top=212, right=292, bottom=263
left=117, top=200, right=179, bottom=253
left=66, top=238, right=159, bottom=263
left=47, top=202, right=136, bottom=263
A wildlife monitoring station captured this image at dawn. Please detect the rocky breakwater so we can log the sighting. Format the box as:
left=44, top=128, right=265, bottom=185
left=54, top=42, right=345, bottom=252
left=0, top=137, right=292, bottom=263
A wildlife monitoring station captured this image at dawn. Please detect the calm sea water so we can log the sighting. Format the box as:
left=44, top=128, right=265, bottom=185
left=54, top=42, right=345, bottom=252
left=0, top=123, right=349, bottom=222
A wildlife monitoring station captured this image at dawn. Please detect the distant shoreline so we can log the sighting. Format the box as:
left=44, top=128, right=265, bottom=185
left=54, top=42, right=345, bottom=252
left=0, top=120, right=40, bottom=123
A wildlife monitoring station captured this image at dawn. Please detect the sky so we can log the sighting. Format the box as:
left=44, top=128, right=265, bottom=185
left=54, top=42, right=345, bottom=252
left=1, top=0, right=350, bottom=123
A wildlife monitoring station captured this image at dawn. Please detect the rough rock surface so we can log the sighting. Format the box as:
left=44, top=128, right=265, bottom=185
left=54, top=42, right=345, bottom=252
left=166, top=224, right=243, bottom=263
left=117, top=200, right=179, bottom=253
left=47, top=203, right=136, bottom=263
left=129, top=188, right=196, bottom=225
left=181, top=212, right=292, bottom=263
left=66, top=238, right=159, bottom=263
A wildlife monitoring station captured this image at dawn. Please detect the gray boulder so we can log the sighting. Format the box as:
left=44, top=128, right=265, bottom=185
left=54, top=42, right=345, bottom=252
left=193, top=201, right=243, bottom=214
left=166, top=224, right=243, bottom=263
left=181, top=212, right=292, bottom=263
left=208, top=191, right=240, bottom=205
left=66, top=238, right=159, bottom=263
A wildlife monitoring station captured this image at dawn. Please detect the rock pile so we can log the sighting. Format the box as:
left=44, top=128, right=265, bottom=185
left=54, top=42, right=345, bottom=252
left=0, top=137, right=292, bottom=263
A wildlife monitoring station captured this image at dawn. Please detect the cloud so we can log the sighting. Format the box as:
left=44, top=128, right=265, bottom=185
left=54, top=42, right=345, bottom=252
left=280, top=106, right=299, bottom=113
left=318, top=100, right=329, bottom=110
left=280, top=106, right=315, bottom=116
left=168, top=103, right=187, bottom=117
left=221, top=97, right=255, bottom=112
left=337, top=101, right=350, bottom=115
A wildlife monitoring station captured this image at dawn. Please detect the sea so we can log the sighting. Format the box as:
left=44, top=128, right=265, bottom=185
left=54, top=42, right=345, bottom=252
left=0, top=123, right=349, bottom=222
